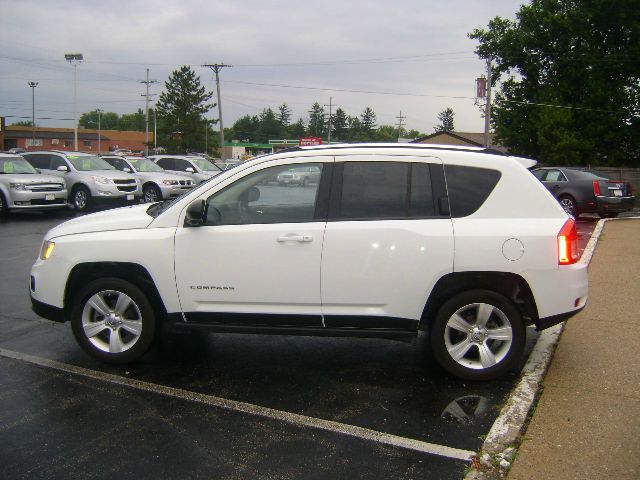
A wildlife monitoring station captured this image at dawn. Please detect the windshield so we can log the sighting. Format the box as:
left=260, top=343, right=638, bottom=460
left=68, top=155, right=115, bottom=171
left=191, top=158, right=222, bottom=172
left=0, top=156, right=38, bottom=174
left=128, top=158, right=164, bottom=172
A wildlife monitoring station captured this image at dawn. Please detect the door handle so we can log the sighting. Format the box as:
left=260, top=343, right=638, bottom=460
left=277, top=234, right=313, bottom=243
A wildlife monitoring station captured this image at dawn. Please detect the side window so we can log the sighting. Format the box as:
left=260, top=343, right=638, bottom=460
left=532, top=169, right=547, bottom=181
left=49, top=156, right=67, bottom=170
left=340, top=162, right=408, bottom=218
left=156, top=158, right=175, bottom=170
left=545, top=170, right=567, bottom=182
left=23, top=154, right=49, bottom=169
left=444, top=165, right=501, bottom=218
left=174, top=159, right=191, bottom=171
left=204, top=163, right=324, bottom=226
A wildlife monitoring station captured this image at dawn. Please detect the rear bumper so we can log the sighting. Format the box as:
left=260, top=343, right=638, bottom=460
left=536, top=305, right=585, bottom=330
left=595, top=195, right=635, bottom=213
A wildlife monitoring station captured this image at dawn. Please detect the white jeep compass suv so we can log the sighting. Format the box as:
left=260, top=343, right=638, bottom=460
left=29, top=144, right=588, bottom=380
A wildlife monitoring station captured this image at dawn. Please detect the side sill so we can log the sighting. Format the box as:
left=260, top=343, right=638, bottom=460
left=535, top=305, right=585, bottom=331
left=169, top=322, right=417, bottom=342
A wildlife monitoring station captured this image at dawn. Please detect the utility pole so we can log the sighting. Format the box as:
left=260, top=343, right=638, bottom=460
left=395, top=110, right=406, bottom=142
left=140, top=69, right=158, bottom=156
left=202, top=63, right=231, bottom=158
left=27, top=81, right=38, bottom=146
left=153, top=108, right=157, bottom=152
left=64, top=53, right=83, bottom=150
left=96, top=108, right=103, bottom=153
left=484, top=57, right=492, bottom=148
left=324, top=97, right=334, bottom=143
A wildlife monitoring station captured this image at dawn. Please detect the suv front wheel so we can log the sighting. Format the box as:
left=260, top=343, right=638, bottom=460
left=71, top=278, right=156, bottom=363
left=430, top=290, right=525, bottom=381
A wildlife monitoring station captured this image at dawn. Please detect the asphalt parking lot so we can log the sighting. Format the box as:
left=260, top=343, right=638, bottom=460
left=0, top=209, right=599, bottom=479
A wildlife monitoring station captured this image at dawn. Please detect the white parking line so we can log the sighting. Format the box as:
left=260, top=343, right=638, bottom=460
left=0, top=347, right=475, bottom=462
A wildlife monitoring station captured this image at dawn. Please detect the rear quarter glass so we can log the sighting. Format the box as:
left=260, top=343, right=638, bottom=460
left=444, top=165, right=501, bottom=217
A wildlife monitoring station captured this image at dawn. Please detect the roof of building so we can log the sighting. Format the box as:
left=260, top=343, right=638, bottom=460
left=412, top=131, right=507, bottom=153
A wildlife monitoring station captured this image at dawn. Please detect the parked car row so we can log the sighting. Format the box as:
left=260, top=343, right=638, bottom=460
left=0, top=151, right=227, bottom=215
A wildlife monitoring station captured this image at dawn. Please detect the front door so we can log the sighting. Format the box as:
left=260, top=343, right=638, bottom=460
left=174, top=159, right=332, bottom=327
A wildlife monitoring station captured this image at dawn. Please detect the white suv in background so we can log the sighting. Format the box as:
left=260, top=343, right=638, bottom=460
left=29, top=144, right=588, bottom=380
left=22, top=151, right=141, bottom=211
left=0, top=153, right=68, bottom=214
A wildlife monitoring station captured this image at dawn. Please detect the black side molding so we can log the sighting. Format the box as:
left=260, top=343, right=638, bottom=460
left=535, top=305, right=586, bottom=330
left=31, top=297, right=67, bottom=323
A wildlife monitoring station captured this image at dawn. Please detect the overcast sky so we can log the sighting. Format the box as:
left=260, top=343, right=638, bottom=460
left=1, top=0, right=523, bottom=136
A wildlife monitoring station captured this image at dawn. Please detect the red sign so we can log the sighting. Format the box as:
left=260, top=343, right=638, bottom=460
left=299, top=137, right=323, bottom=146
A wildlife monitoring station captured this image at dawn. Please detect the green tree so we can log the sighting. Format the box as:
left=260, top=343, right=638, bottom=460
left=276, top=103, right=292, bottom=128
left=308, top=102, right=325, bottom=137
left=469, top=0, right=640, bottom=166
left=435, top=107, right=455, bottom=133
left=10, top=120, right=33, bottom=126
left=376, top=125, right=401, bottom=142
left=332, top=108, right=348, bottom=141
left=231, top=115, right=260, bottom=142
left=155, top=65, right=215, bottom=153
left=360, top=107, right=377, bottom=138
left=79, top=110, right=120, bottom=130
left=257, top=108, right=281, bottom=142
left=118, top=109, right=146, bottom=131
left=288, top=118, right=306, bottom=139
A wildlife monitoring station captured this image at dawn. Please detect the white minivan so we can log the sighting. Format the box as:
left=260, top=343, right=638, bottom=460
left=29, top=144, right=588, bottom=380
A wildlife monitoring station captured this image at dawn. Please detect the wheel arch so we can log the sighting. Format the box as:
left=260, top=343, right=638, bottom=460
left=65, top=262, right=168, bottom=320
left=419, top=271, right=538, bottom=331
left=69, top=182, right=92, bottom=198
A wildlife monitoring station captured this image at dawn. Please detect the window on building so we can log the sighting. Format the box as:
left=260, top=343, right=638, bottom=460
left=25, top=138, right=43, bottom=147
left=83, top=140, right=92, bottom=147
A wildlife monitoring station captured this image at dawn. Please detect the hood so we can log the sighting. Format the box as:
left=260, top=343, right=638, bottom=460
left=0, top=173, right=65, bottom=185
left=46, top=204, right=155, bottom=239
left=85, top=170, right=138, bottom=181
left=135, top=171, right=193, bottom=182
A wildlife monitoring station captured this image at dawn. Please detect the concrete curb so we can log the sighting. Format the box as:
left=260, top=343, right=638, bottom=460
left=463, top=217, right=611, bottom=480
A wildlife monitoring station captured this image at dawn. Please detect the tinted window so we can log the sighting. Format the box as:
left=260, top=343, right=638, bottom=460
left=174, top=159, right=191, bottom=171
left=156, top=158, right=175, bottom=170
left=340, top=162, right=408, bottom=218
left=444, top=165, right=501, bottom=218
left=544, top=170, right=567, bottom=182
left=532, top=169, right=547, bottom=180
left=23, top=154, right=49, bottom=169
left=50, top=156, right=67, bottom=170
left=410, top=163, right=435, bottom=217
left=205, top=163, right=324, bottom=226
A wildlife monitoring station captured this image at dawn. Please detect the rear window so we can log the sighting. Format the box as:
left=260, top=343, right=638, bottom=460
left=444, top=165, right=501, bottom=218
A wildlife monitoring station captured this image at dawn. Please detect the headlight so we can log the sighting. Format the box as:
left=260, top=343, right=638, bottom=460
left=40, top=240, right=55, bottom=260
left=91, top=175, right=114, bottom=184
left=163, top=179, right=179, bottom=185
left=9, top=183, right=28, bottom=190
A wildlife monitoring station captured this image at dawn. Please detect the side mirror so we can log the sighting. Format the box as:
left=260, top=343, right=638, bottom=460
left=35, top=168, right=41, bottom=173
left=185, top=167, right=195, bottom=173
left=184, top=200, right=206, bottom=227
left=57, top=165, right=69, bottom=172
left=123, top=167, right=132, bottom=173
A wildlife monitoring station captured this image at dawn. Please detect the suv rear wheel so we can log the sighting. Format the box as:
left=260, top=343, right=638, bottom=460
left=430, top=290, right=525, bottom=381
left=70, top=278, right=156, bottom=363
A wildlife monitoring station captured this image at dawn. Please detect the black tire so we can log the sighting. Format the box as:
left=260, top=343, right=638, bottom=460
left=0, top=191, right=7, bottom=215
left=70, top=277, right=157, bottom=363
left=143, top=184, right=162, bottom=203
left=558, top=195, right=578, bottom=217
left=430, top=290, right=526, bottom=381
left=71, top=185, right=92, bottom=211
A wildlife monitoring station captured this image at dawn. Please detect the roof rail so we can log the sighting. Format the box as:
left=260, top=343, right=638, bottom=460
left=272, top=142, right=508, bottom=156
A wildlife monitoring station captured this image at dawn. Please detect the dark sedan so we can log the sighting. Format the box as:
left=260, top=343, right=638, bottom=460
left=532, top=167, right=635, bottom=218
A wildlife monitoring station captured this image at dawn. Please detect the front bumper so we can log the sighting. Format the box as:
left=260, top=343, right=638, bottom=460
left=159, top=184, right=194, bottom=199
left=10, top=190, right=68, bottom=210
left=31, top=295, right=67, bottom=323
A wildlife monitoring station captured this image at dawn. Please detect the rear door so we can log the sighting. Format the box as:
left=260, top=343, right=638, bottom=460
left=320, top=155, right=454, bottom=328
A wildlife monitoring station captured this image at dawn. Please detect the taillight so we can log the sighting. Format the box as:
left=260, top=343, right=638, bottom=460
left=592, top=180, right=601, bottom=196
left=558, top=218, right=578, bottom=265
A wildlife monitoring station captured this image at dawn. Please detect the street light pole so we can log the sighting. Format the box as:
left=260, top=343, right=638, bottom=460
left=27, top=82, right=38, bottom=147
left=64, top=53, right=83, bottom=151
left=96, top=108, right=103, bottom=154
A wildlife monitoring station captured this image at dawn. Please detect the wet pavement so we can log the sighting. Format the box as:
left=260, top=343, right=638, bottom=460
left=0, top=209, right=598, bottom=479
